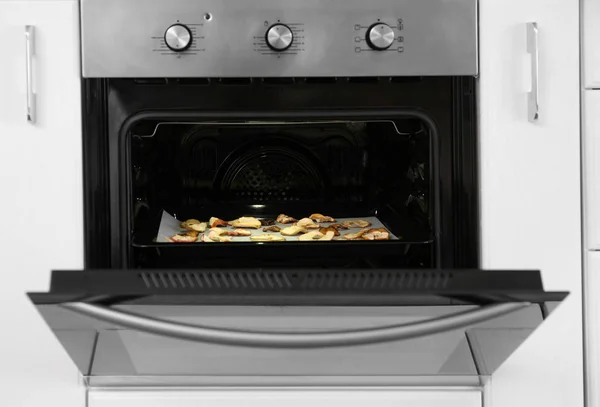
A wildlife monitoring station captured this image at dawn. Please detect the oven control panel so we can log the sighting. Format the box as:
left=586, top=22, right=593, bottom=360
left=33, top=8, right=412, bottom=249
left=81, top=0, right=477, bottom=77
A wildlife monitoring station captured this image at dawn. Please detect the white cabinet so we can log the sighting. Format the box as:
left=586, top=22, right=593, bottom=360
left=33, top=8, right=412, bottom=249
left=584, top=91, right=600, bottom=249
left=88, top=389, right=481, bottom=407
left=583, top=4, right=600, bottom=407
left=479, top=1, right=582, bottom=407
left=583, top=0, right=600, bottom=88
left=0, top=1, right=84, bottom=407
left=584, top=70, right=600, bottom=407
left=584, top=252, right=600, bottom=407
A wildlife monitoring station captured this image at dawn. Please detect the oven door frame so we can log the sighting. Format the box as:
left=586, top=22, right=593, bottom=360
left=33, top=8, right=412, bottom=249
left=81, top=77, right=478, bottom=270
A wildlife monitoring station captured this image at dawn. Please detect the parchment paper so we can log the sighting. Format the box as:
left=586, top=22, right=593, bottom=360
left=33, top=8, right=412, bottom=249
left=156, top=210, right=398, bottom=243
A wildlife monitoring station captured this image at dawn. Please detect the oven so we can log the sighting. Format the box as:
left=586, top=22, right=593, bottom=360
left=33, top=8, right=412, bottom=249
left=30, top=0, right=567, bottom=389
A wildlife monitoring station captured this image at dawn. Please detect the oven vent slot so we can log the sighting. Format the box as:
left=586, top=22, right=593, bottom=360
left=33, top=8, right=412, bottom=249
left=261, top=77, right=297, bottom=84
left=139, top=271, right=451, bottom=290
left=176, top=78, right=211, bottom=86
left=301, top=271, right=451, bottom=289
left=389, top=76, right=424, bottom=83
left=133, top=78, right=168, bottom=85
left=304, top=77, right=339, bottom=84
left=346, top=77, right=381, bottom=84
left=216, top=77, right=253, bottom=85
left=140, top=271, right=293, bottom=290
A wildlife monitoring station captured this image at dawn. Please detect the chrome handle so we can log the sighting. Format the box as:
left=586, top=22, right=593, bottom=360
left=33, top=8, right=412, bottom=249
left=61, top=302, right=530, bottom=348
left=527, top=22, right=539, bottom=122
left=25, top=25, right=36, bottom=124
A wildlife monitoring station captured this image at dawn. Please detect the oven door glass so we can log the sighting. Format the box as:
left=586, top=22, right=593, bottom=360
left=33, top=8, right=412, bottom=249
left=29, top=269, right=566, bottom=388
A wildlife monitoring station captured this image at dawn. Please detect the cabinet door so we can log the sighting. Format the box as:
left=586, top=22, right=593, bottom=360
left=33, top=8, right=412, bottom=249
left=584, top=91, right=600, bottom=249
left=0, top=1, right=84, bottom=407
left=479, top=1, right=582, bottom=407
left=584, top=252, right=600, bottom=407
left=88, top=389, right=481, bottom=407
left=583, top=0, right=600, bottom=88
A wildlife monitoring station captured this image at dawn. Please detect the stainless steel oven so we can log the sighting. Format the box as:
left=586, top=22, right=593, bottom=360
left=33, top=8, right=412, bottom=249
left=29, top=0, right=567, bottom=389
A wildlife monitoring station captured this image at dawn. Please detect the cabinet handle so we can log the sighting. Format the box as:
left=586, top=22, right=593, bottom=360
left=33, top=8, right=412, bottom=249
left=61, top=302, right=529, bottom=348
left=25, top=25, right=36, bottom=124
left=527, top=22, right=539, bottom=122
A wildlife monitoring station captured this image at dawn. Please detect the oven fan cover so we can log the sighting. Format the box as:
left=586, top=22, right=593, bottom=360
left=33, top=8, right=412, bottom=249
left=216, top=142, right=327, bottom=202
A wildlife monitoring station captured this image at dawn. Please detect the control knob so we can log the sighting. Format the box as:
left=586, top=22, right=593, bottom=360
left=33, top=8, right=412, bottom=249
left=366, top=23, right=395, bottom=50
left=164, top=24, right=193, bottom=52
left=266, top=24, right=293, bottom=51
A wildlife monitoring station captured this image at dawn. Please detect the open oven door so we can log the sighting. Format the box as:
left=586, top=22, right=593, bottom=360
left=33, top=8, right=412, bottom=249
left=29, top=269, right=566, bottom=388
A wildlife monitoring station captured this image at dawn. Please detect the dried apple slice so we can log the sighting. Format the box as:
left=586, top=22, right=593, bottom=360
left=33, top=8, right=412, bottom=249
left=276, top=214, right=297, bottom=224
left=208, top=229, right=228, bottom=241
left=298, top=231, right=325, bottom=241
left=263, top=225, right=281, bottom=233
left=209, top=217, right=229, bottom=228
left=309, top=213, right=336, bottom=223
left=295, top=218, right=319, bottom=229
left=250, top=234, right=286, bottom=242
left=281, top=225, right=307, bottom=236
left=362, top=228, right=390, bottom=241
left=319, top=227, right=340, bottom=236
left=340, top=219, right=372, bottom=229
left=343, top=229, right=369, bottom=240
left=169, top=233, right=198, bottom=243
left=228, top=229, right=252, bottom=236
left=200, top=233, right=232, bottom=243
left=180, top=219, right=207, bottom=232
left=229, top=217, right=262, bottom=229
left=319, top=231, right=335, bottom=241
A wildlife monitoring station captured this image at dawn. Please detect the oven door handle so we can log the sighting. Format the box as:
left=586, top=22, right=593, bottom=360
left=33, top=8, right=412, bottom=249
left=61, top=301, right=530, bottom=348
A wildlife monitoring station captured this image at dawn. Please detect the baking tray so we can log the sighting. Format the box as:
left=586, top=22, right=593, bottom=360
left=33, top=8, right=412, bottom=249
left=131, top=206, right=434, bottom=266
left=156, top=211, right=399, bottom=243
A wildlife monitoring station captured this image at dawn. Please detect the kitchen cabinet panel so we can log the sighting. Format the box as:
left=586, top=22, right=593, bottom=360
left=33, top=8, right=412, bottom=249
left=584, top=252, right=600, bottom=407
left=478, top=1, right=582, bottom=406
left=0, top=1, right=84, bottom=407
left=88, top=389, right=481, bottom=407
left=584, top=91, right=600, bottom=249
left=583, top=0, right=600, bottom=88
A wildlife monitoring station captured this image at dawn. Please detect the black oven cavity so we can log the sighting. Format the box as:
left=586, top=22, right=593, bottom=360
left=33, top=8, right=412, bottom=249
left=82, top=77, right=478, bottom=270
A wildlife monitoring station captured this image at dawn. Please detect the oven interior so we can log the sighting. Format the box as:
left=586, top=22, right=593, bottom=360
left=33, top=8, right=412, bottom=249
left=129, top=117, right=435, bottom=269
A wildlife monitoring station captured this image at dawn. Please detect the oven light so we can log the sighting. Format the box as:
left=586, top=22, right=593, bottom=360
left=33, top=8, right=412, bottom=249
left=251, top=204, right=266, bottom=209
